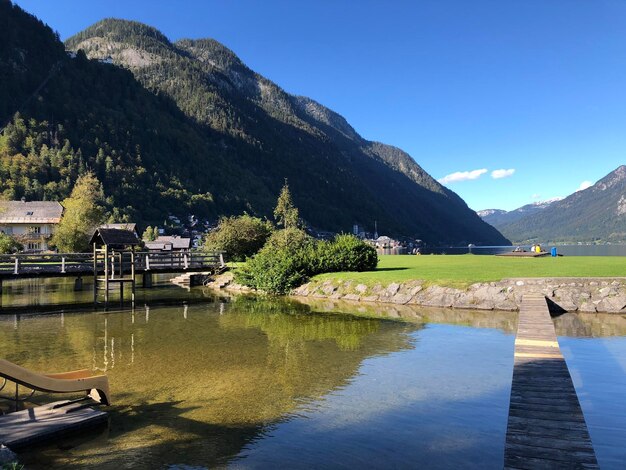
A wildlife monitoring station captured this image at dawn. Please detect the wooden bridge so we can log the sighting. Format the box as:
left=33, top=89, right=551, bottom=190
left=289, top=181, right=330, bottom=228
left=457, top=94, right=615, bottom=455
left=505, top=294, right=599, bottom=469
left=0, top=251, right=224, bottom=307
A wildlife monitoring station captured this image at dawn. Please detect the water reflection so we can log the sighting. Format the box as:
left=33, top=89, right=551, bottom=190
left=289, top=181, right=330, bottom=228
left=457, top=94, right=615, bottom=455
left=1, top=295, right=624, bottom=468
left=0, top=299, right=418, bottom=468
left=297, top=297, right=519, bottom=334
left=0, top=276, right=223, bottom=311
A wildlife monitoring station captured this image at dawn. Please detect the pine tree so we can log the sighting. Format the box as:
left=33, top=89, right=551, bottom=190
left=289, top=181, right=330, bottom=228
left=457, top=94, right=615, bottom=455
left=273, top=180, right=299, bottom=229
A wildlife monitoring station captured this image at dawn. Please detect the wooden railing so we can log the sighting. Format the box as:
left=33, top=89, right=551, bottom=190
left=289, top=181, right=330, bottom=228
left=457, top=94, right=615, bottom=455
left=0, top=251, right=224, bottom=277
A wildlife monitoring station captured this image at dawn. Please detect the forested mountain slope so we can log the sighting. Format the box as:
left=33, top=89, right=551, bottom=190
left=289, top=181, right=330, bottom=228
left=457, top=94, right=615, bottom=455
left=1, top=2, right=508, bottom=244
left=494, top=166, right=626, bottom=243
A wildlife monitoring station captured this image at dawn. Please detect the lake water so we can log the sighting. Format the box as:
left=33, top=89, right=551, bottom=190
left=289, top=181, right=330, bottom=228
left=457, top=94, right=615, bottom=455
left=423, top=245, right=626, bottom=256
left=1, top=295, right=625, bottom=469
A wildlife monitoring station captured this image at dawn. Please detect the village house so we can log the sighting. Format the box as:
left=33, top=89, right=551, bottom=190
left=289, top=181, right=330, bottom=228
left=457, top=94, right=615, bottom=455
left=145, top=235, right=191, bottom=253
left=0, top=200, right=64, bottom=252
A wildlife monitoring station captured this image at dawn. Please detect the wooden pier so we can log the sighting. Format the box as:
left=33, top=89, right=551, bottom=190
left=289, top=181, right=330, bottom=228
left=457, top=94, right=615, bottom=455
left=504, top=294, right=598, bottom=469
left=0, top=400, right=107, bottom=450
left=0, top=250, right=224, bottom=308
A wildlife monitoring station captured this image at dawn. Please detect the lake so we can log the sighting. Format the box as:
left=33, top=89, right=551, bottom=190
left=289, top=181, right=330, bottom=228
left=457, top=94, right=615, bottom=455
left=1, top=295, right=625, bottom=469
left=423, top=245, right=626, bottom=256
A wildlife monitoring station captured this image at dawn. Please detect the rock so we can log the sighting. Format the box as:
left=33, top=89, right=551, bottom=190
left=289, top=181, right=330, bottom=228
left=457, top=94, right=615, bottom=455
left=321, top=284, right=337, bottom=296
left=355, top=284, right=368, bottom=294
left=471, top=300, right=495, bottom=310
left=330, top=292, right=342, bottom=300
left=410, top=285, right=423, bottom=296
left=361, top=295, right=379, bottom=302
left=342, top=293, right=361, bottom=301
left=494, top=300, right=518, bottom=311
left=516, top=281, right=525, bottom=286
left=386, top=283, right=400, bottom=296
left=598, top=287, right=616, bottom=298
left=452, top=293, right=473, bottom=309
left=552, top=300, right=578, bottom=312
left=579, top=302, right=597, bottom=313
left=595, top=295, right=626, bottom=313
left=0, top=445, right=17, bottom=466
left=391, top=294, right=412, bottom=305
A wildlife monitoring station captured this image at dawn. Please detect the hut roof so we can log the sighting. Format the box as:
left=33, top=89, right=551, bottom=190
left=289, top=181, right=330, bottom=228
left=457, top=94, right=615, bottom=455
left=99, top=223, right=137, bottom=234
left=89, top=228, right=140, bottom=247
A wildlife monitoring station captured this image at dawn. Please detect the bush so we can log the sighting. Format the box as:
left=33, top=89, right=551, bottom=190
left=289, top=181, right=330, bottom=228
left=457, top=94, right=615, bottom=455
left=235, top=228, right=313, bottom=294
left=236, top=231, right=378, bottom=294
left=0, top=233, right=22, bottom=254
left=204, top=214, right=273, bottom=261
left=326, top=234, right=378, bottom=272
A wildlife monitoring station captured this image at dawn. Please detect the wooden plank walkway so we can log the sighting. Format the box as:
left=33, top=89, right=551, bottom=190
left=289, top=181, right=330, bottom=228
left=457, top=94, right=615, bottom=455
left=504, top=294, right=598, bottom=469
left=0, top=400, right=107, bottom=450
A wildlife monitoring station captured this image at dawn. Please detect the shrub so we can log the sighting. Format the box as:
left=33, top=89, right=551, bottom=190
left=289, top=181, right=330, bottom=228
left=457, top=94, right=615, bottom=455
left=326, top=234, right=378, bottom=272
left=235, top=228, right=313, bottom=294
left=0, top=233, right=22, bottom=254
left=204, top=214, right=273, bottom=261
left=236, top=231, right=378, bottom=294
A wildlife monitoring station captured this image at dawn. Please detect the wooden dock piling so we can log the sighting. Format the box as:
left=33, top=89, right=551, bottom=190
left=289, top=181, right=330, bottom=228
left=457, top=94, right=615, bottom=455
left=504, top=294, right=598, bottom=469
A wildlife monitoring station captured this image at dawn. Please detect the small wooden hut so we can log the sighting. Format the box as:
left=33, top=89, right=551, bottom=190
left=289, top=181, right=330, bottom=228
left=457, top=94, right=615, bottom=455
left=90, top=228, right=141, bottom=306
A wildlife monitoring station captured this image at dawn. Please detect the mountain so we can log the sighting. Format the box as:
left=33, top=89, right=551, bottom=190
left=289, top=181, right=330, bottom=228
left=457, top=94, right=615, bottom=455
left=0, top=2, right=508, bottom=245
left=491, top=166, right=626, bottom=243
left=477, top=198, right=562, bottom=228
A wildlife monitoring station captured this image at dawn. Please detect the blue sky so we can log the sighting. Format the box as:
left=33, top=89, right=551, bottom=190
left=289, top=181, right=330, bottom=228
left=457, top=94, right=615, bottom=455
left=14, top=0, right=626, bottom=211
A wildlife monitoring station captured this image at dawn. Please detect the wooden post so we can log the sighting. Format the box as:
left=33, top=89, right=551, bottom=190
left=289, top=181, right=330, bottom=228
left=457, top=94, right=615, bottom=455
left=13, top=257, right=19, bottom=275
left=104, top=245, right=109, bottom=306
left=219, top=253, right=225, bottom=268
left=93, top=244, right=97, bottom=305
left=61, top=256, right=66, bottom=273
left=145, top=254, right=150, bottom=271
left=131, top=252, right=136, bottom=305
left=183, top=254, right=189, bottom=269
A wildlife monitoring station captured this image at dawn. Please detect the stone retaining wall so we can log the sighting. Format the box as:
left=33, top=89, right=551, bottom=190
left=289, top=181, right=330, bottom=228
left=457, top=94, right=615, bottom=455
left=291, top=278, right=626, bottom=313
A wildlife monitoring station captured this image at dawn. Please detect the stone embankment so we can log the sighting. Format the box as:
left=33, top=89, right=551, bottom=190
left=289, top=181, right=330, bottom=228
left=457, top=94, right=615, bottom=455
left=291, top=278, right=626, bottom=313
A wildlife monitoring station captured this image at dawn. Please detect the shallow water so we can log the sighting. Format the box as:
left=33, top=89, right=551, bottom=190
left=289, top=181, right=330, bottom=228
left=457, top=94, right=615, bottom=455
left=0, top=290, right=625, bottom=468
left=0, top=297, right=517, bottom=469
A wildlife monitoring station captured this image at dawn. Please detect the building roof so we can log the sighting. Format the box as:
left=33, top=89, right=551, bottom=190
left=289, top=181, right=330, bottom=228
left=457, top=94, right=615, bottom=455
left=145, top=241, right=172, bottom=251
left=0, top=201, right=63, bottom=224
left=89, top=228, right=140, bottom=247
left=100, top=223, right=137, bottom=233
left=153, top=236, right=191, bottom=250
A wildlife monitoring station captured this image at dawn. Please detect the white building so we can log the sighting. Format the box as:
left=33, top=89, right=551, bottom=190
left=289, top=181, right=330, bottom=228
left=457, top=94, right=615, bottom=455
left=0, top=201, right=63, bottom=252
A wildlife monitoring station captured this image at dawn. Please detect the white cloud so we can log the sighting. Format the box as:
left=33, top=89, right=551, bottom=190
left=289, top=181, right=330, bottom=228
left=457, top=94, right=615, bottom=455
left=438, top=168, right=487, bottom=185
left=577, top=180, right=593, bottom=192
left=491, top=168, right=515, bottom=179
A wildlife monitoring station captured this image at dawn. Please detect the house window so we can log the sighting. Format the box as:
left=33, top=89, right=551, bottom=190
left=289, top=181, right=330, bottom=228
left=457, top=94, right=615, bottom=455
left=29, top=226, right=41, bottom=234
left=26, top=211, right=34, bottom=216
left=27, top=242, right=41, bottom=251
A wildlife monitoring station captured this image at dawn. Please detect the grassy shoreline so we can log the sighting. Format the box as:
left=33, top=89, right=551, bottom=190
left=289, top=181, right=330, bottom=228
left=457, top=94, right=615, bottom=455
left=311, top=254, right=626, bottom=289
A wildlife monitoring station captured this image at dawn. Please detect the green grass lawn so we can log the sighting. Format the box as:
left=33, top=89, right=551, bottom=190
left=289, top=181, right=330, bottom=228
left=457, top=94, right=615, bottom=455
left=313, top=254, right=626, bottom=288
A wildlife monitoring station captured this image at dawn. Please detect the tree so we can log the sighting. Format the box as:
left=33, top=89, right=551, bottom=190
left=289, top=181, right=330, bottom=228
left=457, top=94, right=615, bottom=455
left=142, top=226, right=157, bottom=241
left=0, top=233, right=22, bottom=254
left=203, top=214, right=273, bottom=261
left=51, top=172, right=106, bottom=252
left=273, top=180, right=299, bottom=229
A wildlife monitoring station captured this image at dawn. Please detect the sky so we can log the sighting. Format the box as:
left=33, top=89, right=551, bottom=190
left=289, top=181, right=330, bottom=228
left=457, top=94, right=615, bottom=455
left=13, top=0, right=626, bottom=211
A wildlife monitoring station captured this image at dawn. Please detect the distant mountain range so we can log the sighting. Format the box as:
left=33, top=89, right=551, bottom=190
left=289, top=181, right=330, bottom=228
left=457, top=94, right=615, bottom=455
left=477, top=198, right=563, bottom=228
left=478, top=166, right=626, bottom=243
left=0, top=1, right=508, bottom=245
